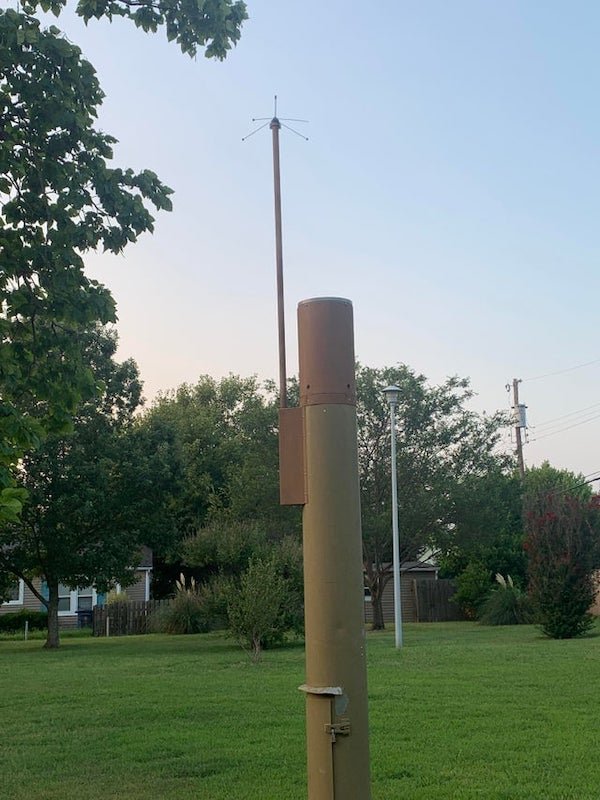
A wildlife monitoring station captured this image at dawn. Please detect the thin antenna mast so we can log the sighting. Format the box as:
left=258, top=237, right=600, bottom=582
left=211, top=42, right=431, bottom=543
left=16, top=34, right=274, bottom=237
left=243, top=95, right=308, bottom=408
left=271, top=104, right=286, bottom=408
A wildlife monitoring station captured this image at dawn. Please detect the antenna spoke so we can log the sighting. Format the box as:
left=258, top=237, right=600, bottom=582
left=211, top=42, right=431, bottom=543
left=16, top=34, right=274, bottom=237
left=281, top=123, right=309, bottom=141
left=241, top=121, right=271, bottom=141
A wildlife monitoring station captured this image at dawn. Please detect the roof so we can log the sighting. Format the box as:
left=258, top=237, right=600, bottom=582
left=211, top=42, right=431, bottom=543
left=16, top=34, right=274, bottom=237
left=401, top=561, right=438, bottom=573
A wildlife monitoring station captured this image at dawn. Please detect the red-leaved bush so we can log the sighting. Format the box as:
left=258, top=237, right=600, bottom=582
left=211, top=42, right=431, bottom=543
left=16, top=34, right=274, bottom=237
left=525, top=492, right=600, bottom=639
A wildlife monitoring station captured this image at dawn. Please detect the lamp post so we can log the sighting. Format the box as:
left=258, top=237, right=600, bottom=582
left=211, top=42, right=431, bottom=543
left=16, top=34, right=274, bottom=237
left=383, top=385, right=403, bottom=648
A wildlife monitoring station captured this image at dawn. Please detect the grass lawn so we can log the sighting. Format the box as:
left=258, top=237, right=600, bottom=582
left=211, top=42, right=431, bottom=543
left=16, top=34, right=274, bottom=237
left=1, top=622, right=599, bottom=799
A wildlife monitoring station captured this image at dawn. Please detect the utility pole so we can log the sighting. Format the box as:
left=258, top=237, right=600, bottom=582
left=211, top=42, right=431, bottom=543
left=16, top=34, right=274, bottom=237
left=512, top=378, right=526, bottom=480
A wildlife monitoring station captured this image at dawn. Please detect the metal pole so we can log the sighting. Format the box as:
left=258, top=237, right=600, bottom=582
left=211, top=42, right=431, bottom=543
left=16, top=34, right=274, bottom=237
left=298, top=298, right=371, bottom=800
left=389, top=401, right=403, bottom=648
left=271, top=116, right=287, bottom=408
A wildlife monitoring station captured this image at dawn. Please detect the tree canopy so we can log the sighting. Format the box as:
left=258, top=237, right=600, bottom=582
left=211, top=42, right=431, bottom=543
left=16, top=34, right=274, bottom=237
left=0, top=9, right=175, bottom=518
left=524, top=462, right=600, bottom=638
left=136, top=375, right=301, bottom=594
left=1, top=0, right=246, bottom=517
left=0, top=328, right=171, bottom=647
left=22, top=0, right=248, bottom=59
left=356, top=363, right=514, bottom=628
left=0, top=0, right=249, bottom=642
left=131, top=366, right=519, bottom=620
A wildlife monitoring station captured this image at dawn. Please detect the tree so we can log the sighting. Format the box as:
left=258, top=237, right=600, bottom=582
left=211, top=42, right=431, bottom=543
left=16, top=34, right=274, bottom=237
left=437, top=468, right=525, bottom=616
left=182, top=522, right=304, bottom=655
left=524, top=463, right=600, bottom=639
left=23, top=0, right=247, bottom=60
left=1, top=1, right=247, bottom=635
left=356, top=364, right=512, bottom=629
left=0, top=9, right=173, bottom=518
left=182, top=520, right=270, bottom=580
left=1, top=0, right=246, bottom=519
left=0, top=328, right=168, bottom=647
left=225, top=551, right=299, bottom=661
left=137, top=376, right=301, bottom=594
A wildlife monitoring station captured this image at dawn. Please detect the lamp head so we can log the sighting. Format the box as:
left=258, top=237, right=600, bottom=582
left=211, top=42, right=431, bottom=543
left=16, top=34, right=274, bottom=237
left=383, top=385, right=401, bottom=406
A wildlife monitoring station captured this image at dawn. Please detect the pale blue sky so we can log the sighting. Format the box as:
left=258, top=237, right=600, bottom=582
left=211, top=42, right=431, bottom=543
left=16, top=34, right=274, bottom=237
left=48, top=1, right=600, bottom=477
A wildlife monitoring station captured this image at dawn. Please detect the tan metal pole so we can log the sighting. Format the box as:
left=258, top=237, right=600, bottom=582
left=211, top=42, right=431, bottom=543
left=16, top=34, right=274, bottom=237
left=297, top=297, right=371, bottom=800
left=270, top=115, right=287, bottom=408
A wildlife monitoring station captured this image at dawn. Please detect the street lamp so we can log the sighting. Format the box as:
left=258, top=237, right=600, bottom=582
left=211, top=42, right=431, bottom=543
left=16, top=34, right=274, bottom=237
left=383, top=385, right=403, bottom=648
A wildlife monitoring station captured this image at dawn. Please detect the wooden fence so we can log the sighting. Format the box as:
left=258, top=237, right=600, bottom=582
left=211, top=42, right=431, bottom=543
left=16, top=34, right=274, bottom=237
left=93, top=580, right=464, bottom=637
left=92, top=600, right=170, bottom=637
left=413, top=578, right=464, bottom=622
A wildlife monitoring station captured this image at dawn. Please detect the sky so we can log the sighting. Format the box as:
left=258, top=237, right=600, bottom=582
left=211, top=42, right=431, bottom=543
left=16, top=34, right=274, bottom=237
left=39, top=1, right=600, bottom=478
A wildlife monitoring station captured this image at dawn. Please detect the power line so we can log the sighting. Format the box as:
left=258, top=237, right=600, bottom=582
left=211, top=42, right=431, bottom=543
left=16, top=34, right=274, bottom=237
left=529, top=411, right=600, bottom=442
left=530, top=408, right=600, bottom=435
left=553, top=474, right=600, bottom=496
left=531, top=400, right=600, bottom=430
left=522, top=357, right=600, bottom=383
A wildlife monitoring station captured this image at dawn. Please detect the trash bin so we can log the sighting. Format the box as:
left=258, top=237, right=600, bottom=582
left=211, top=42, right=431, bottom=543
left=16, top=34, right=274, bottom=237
left=77, top=609, right=93, bottom=628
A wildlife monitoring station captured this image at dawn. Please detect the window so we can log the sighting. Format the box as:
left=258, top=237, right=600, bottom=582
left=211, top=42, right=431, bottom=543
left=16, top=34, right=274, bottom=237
left=77, top=586, right=94, bottom=611
left=58, top=584, right=97, bottom=615
left=58, top=584, right=75, bottom=613
left=2, top=578, right=24, bottom=606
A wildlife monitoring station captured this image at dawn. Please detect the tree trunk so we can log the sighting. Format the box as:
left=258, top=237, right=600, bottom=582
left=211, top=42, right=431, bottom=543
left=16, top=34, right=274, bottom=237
left=44, top=580, right=60, bottom=649
left=370, top=587, right=385, bottom=631
left=364, top=560, right=389, bottom=631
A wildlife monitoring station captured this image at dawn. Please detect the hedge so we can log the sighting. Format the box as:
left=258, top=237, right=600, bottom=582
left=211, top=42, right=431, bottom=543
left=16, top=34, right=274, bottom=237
left=0, top=609, right=48, bottom=632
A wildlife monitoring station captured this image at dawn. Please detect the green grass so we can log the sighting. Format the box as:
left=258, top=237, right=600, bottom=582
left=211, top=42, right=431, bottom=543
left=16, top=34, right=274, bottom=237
left=1, top=622, right=599, bottom=799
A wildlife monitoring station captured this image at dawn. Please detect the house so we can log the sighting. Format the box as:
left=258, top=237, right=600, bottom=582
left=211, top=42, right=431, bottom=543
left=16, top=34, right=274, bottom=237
left=0, top=546, right=153, bottom=627
left=364, top=560, right=439, bottom=624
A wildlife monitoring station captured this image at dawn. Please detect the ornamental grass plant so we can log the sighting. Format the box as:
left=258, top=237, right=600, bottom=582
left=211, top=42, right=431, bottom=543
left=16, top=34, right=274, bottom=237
left=151, top=574, right=212, bottom=635
left=479, top=574, right=533, bottom=626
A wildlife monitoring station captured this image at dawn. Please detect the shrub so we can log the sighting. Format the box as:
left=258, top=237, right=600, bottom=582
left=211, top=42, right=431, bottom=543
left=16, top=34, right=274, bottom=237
left=152, top=574, right=212, bottom=635
left=454, top=561, right=492, bottom=619
left=105, top=590, right=130, bottom=605
left=193, top=575, right=230, bottom=630
left=225, top=554, right=290, bottom=660
left=271, top=535, right=304, bottom=637
left=0, top=609, right=48, bottom=633
left=525, top=492, right=600, bottom=639
left=479, top=574, right=533, bottom=626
